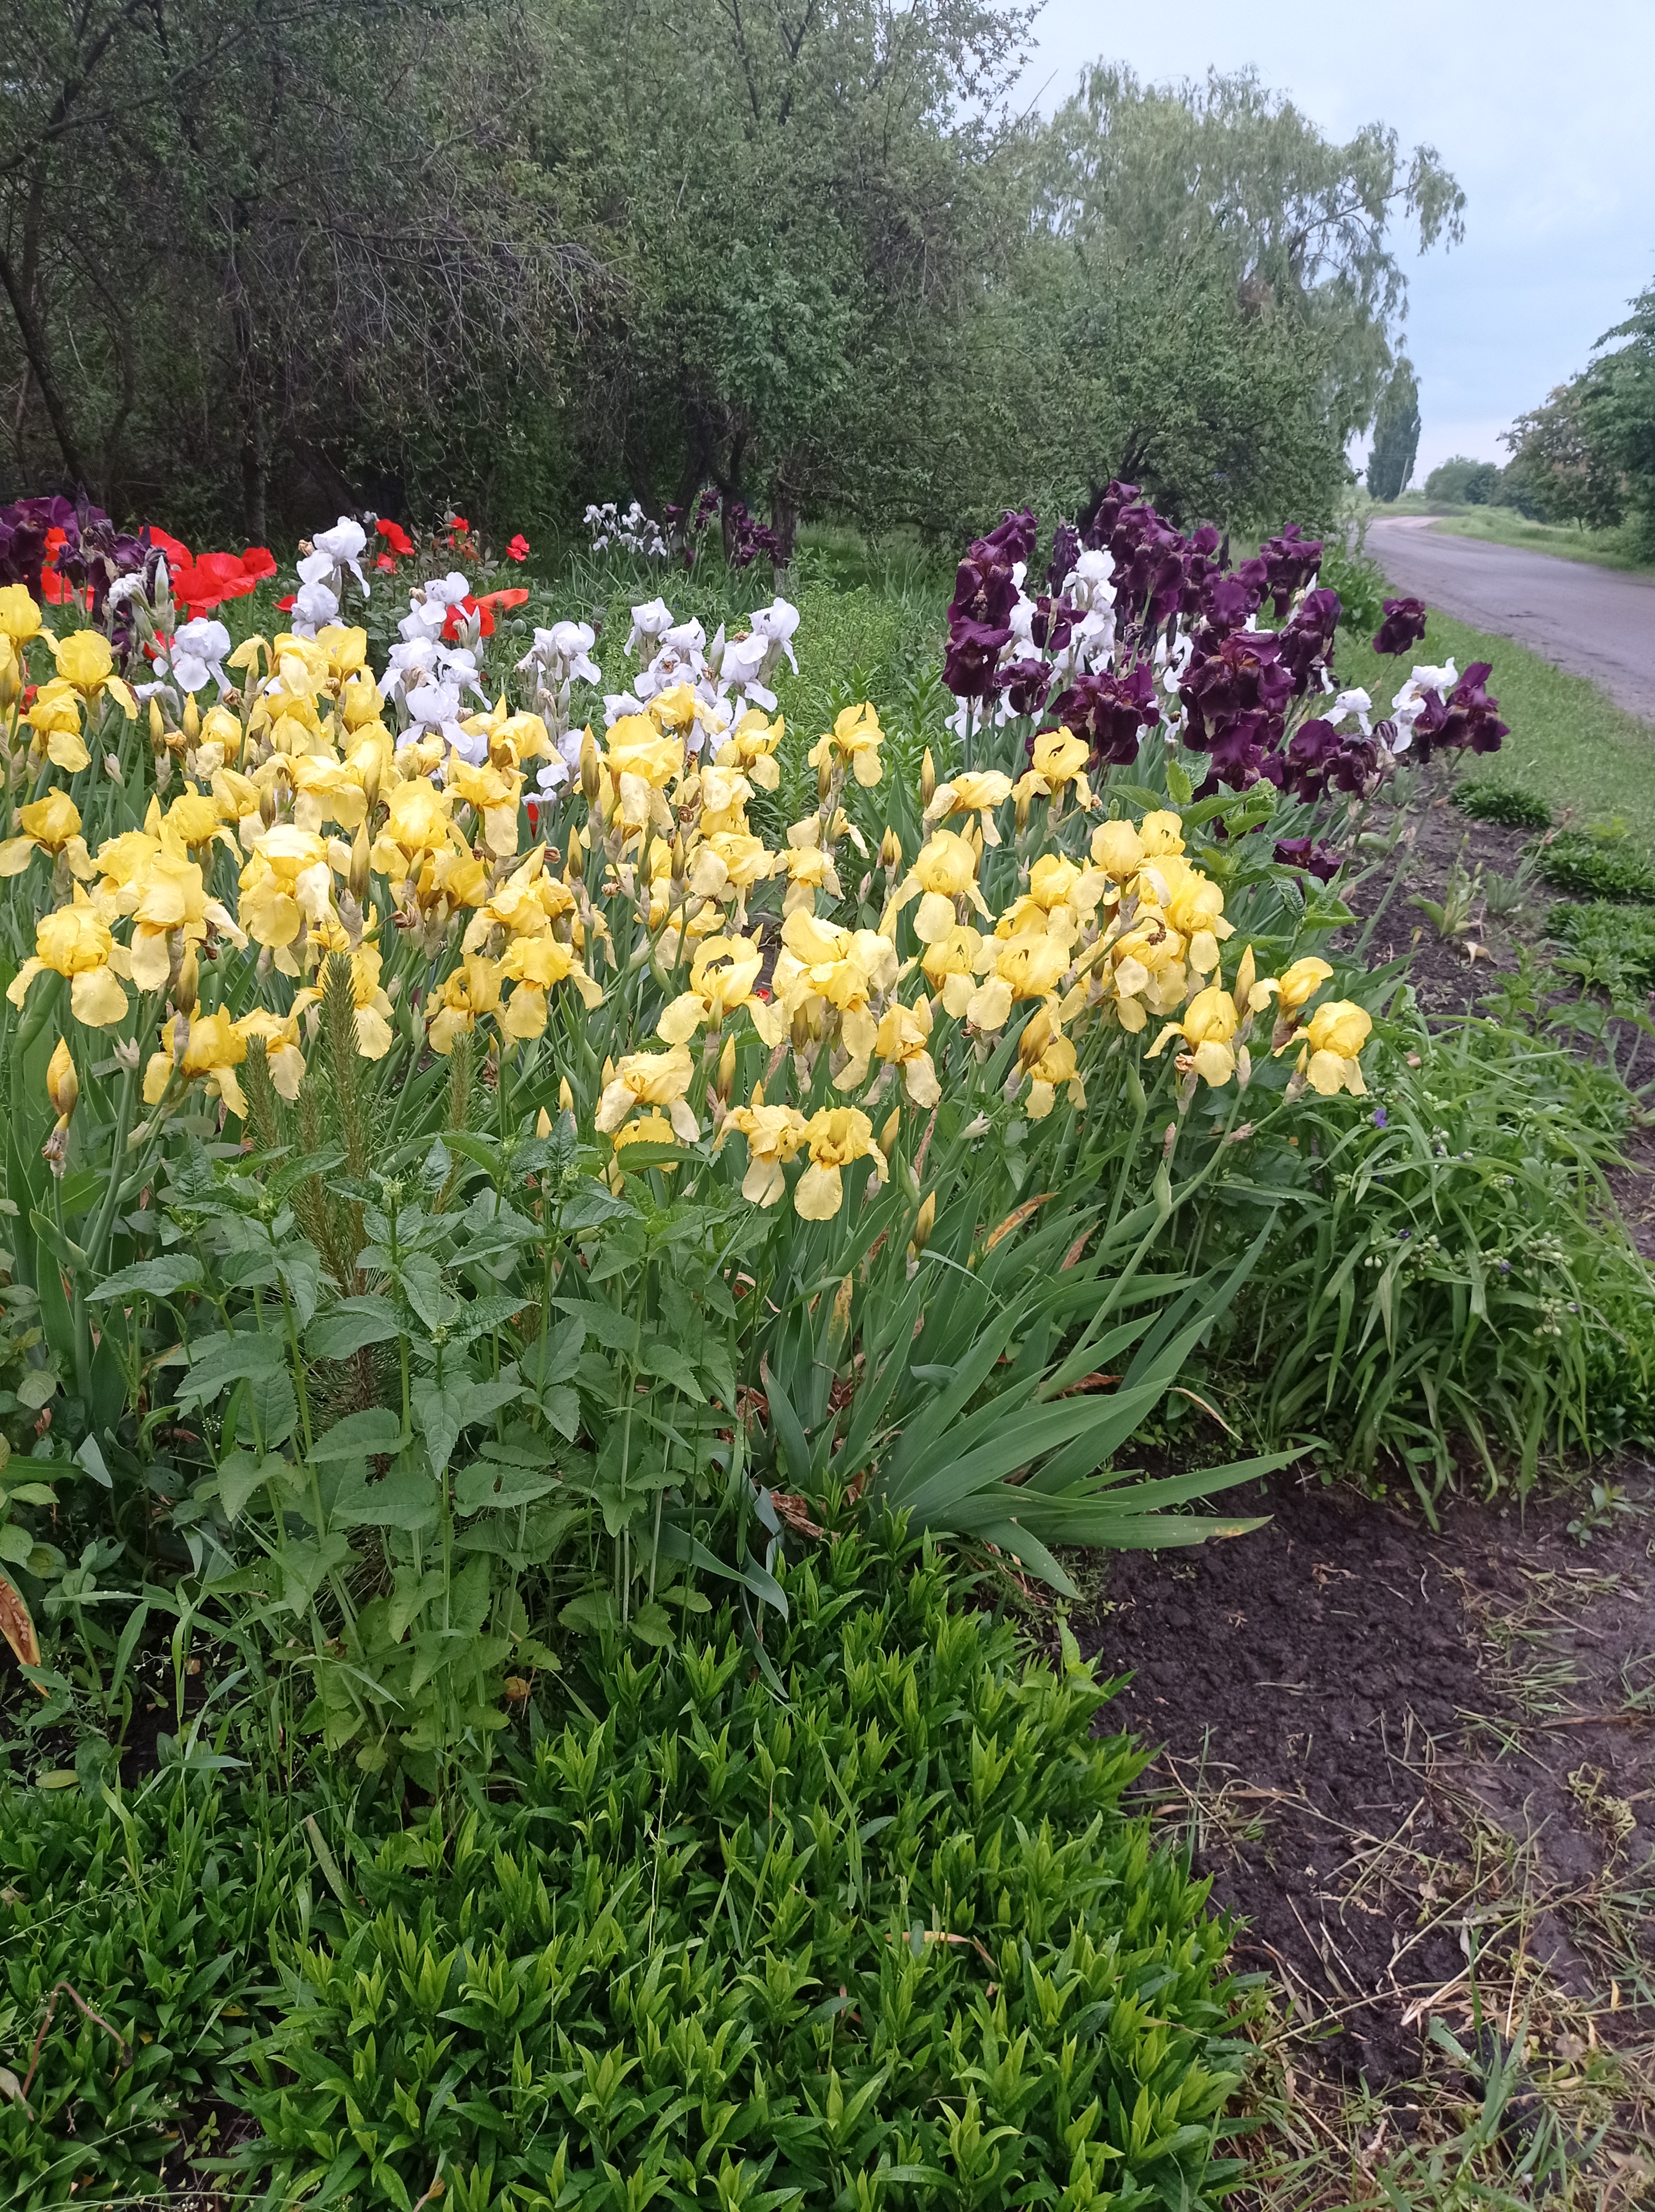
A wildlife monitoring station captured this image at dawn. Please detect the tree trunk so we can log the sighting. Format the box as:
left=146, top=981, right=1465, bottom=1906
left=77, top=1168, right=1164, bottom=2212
left=0, top=243, right=87, bottom=485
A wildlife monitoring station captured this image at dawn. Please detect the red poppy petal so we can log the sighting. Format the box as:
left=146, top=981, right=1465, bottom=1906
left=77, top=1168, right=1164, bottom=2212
left=145, top=525, right=192, bottom=566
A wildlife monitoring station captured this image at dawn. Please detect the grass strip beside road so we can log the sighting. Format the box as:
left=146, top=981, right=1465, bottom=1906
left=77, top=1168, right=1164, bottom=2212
left=1338, top=608, right=1655, bottom=843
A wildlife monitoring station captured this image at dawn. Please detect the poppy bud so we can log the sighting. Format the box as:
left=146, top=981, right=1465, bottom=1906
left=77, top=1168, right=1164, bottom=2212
left=920, top=749, right=936, bottom=810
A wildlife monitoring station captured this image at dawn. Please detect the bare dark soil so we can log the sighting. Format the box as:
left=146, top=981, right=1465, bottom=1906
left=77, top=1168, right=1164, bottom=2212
left=1329, top=795, right=1538, bottom=1020
left=1072, top=1467, right=1655, bottom=2099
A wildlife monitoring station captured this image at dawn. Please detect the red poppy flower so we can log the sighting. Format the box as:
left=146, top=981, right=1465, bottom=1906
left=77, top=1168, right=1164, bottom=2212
left=376, top=552, right=397, bottom=573
left=240, top=545, right=277, bottom=582
left=439, top=586, right=529, bottom=643
left=506, top=533, right=530, bottom=563
left=276, top=593, right=296, bottom=612
left=376, top=517, right=415, bottom=559
left=145, top=525, right=192, bottom=568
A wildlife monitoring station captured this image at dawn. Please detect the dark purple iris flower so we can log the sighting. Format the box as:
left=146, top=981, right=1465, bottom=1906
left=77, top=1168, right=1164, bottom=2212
left=1180, top=629, right=1294, bottom=742
left=1412, top=663, right=1508, bottom=760
left=1048, top=662, right=1159, bottom=766
left=1029, top=594, right=1078, bottom=654
left=1373, top=596, right=1428, bottom=656
left=948, top=544, right=1018, bottom=633
left=1045, top=520, right=1080, bottom=593
left=1260, top=524, right=1325, bottom=615
left=1200, top=706, right=1281, bottom=791
left=1443, top=664, right=1508, bottom=754
left=944, top=617, right=1013, bottom=700
left=1200, top=568, right=1264, bottom=634
left=1273, top=836, right=1346, bottom=883
left=1274, top=586, right=1343, bottom=691
left=998, top=657, right=1052, bottom=718
left=1277, top=718, right=1376, bottom=801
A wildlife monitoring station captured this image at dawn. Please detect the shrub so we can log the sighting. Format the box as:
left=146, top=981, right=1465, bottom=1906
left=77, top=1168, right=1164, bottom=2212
left=1228, top=1019, right=1655, bottom=1504
left=1453, top=781, right=1552, bottom=831
left=1530, top=830, right=1655, bottom=902
left=247, top=1525, right=1245, bottom=2210
left=1547, top=901, right=1655, bottom=994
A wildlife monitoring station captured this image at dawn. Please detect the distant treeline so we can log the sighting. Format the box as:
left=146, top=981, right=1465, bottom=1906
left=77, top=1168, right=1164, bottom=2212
left=1, top=2, right=1464, bottom=547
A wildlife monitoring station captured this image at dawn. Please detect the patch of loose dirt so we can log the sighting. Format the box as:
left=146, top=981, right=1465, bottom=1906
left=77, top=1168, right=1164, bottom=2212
left=1073, top=1467, right=1655, bottom=2103
left=1329, top=795, right=1539, bottom=1020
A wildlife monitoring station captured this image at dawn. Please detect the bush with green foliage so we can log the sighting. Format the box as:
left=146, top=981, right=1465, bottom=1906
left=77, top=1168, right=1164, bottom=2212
left=1227, top=1018, right=1655, bottom=1504
left=1529, top=830, right=1655, bottom=903
left=1453, top=781, right=1552, bottom=832
left=3, top=1527, right=1247, bottom=2211
left=249, top=1528, right=1244, bottom=2212
left=1547, top=901, right=1655, bottom=994
left=1423, top=456, right=1502, bottom=505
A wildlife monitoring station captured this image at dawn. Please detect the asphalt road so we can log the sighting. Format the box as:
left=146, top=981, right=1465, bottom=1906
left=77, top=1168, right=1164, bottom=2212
left=1367, top=516, right=1655, bottom=724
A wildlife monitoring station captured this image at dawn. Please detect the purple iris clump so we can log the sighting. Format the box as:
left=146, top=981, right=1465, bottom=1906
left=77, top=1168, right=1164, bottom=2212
left=1048, top=662, right=1159, bottom=766
left=1373, top=596, right=1429, bottom=656
left=0, top=491, right=155, bottom=624
left=1273, top=834, right=1346, bottom=883
left=723, top=499, right=783, bottom=569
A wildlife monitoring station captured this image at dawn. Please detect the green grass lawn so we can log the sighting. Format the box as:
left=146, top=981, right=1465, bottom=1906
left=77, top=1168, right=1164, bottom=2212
left=1337, top=608, right=1655, bottom=842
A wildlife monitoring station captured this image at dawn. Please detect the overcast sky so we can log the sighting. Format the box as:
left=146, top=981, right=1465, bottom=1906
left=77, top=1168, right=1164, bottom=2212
left=1021, top=0, right=1655, bottom=485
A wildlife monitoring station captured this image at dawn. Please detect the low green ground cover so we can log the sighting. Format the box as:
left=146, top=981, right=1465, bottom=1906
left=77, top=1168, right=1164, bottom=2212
left=3, top=1529, right=1245, bottom=2211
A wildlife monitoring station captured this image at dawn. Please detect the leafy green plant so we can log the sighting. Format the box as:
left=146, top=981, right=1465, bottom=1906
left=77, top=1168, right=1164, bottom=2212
left=1547, top=900, right=1655, bottom=994
left=1228, top=1017, right=1655, bottom=1505
left=0, top=1760, right=299, bottom=2210
left=1408, top=853, right=1482, bottom=942
left=1529, top=831, right=1655, bottom=904
left=1453, top=781, right=1552, bottom=832
left=247, top=1522, right=1247, bottom=2211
